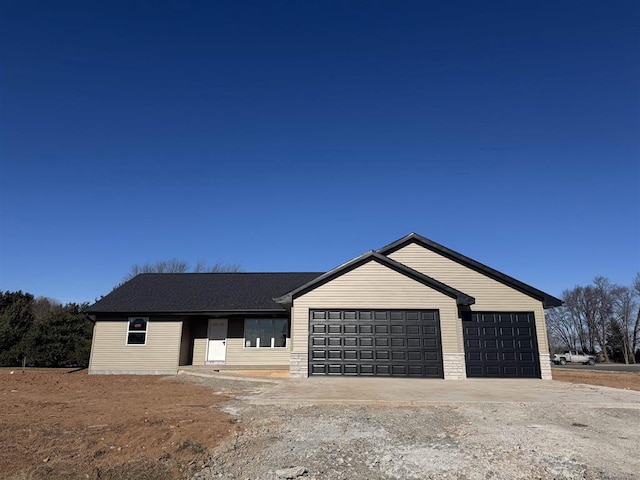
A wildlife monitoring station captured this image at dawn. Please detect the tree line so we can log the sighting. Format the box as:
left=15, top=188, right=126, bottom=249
left=546, top=275, right=640, bottom=363
left=0, top=291, right=93, bottom=368
left=122, top=259, right=241, bottom=282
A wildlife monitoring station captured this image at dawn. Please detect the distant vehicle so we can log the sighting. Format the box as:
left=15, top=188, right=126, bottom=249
left=552, top=351, right=596, bottom=366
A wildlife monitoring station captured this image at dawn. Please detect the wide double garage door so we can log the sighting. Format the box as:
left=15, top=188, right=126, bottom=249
left=309, top=309, right=443, bottom=377
left=462, top=312, right=541, bottom=378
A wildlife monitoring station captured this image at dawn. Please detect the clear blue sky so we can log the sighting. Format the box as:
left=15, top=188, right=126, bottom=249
left=1, top=1, right=638, bottom=304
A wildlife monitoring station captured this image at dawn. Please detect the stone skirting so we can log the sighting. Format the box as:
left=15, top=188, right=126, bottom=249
left=539, top=354, right=553, bottom=380
left=290, top=352, right=309, bottom=378
left=443, top=353, right=466, bottom=379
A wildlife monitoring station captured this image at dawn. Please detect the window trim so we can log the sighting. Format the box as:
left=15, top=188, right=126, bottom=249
left=126, top=317, right=148, bottom=346
left=243, top=318, right=289, bottom=349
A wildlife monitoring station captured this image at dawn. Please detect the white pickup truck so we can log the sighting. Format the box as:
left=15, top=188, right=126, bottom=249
left=552, top=350, right=596, bottom=366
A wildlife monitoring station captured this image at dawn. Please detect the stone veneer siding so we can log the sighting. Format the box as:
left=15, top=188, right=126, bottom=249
left=442, top=353, right=466, bottom=380
left=290, top=352, right=308, bottom=378
left=539, top=354, right=552, bottom=380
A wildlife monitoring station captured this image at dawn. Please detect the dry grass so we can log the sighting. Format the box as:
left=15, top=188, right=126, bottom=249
left=552, top=368, right=640, bottom=391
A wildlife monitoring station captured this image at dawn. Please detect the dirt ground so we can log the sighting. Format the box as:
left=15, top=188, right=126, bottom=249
left=2, top=367, right=639, bottom=480
left=552, top=367, right=640, bottom=391
left=0, top=368, right=237, bottom=480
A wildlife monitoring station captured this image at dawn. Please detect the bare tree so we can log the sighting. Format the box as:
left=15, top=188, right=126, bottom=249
left=563, top=286, right=595, bottom=353
left=122, top=259, right=242, bottom=282
left=559, top=276, right=640, bottom=363
left=193, top=260, right=242, bottom=273
left=613, top=285, right=637, bottom=364
left=546, top=306, right=579, bottom=352
left=631, top=273, right=640, bottom=360
left=31, top=297, right=62, bottom=321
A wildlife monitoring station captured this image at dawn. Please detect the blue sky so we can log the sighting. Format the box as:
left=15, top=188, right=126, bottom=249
left=1, top=1, right=638, bottom=304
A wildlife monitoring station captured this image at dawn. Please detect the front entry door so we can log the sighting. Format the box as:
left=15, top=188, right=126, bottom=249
left=207, top=319, right=228, bottom=363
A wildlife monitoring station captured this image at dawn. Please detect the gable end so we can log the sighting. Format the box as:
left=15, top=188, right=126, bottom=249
left=275, top=251, right=475, bottom=306
left=378, top=233, right=563, bottom=308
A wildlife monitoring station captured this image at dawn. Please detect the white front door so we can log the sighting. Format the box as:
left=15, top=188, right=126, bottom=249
left=207, top=319, right=228, bottom=363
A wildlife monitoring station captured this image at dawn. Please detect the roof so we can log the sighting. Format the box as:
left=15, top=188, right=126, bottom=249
left=87, top=272, right=323, bottom=314
left=377, top=233, right=563, bottom=308
left=275, top=251, right=476, bottom=306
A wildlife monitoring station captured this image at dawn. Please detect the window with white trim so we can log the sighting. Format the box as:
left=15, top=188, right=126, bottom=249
left=127, top=317, right=148, bottom=345
left=244, top=318, right=288, bottom=348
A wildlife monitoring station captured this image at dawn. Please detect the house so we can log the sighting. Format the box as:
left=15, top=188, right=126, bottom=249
left=87, top=233, right=562, bottom=379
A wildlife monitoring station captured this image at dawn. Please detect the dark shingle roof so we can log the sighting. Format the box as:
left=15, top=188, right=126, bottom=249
left=87, top=273, right=323, bottom=313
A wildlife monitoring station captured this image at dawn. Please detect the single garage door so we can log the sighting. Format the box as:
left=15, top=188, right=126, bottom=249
left=462, top=312, right=540, bottom=378
left=309, top=309, right=443, bottom=377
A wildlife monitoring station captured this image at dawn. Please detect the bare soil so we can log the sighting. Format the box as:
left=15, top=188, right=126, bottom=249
left=552, top=367, right=640, bottom=391
left=3, top=368, right=639, bottom=480
left=0, top=368, right=237, bottom=480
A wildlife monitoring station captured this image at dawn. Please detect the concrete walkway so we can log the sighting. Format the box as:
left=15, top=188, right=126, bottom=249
left=239, top=376, right=640, bottom=407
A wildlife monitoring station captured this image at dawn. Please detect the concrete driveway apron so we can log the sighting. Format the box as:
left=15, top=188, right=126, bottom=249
left=241, top=377, right=640, bottom=407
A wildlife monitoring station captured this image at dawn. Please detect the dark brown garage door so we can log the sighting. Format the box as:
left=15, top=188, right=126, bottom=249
left=462, top=312, right=540, bottom=378
left=309, top=309, right=443, bottom=377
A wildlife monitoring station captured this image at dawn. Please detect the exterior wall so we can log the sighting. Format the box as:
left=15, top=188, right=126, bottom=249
left=225, top=338, right=291, bottom=367
left=89, top=318, right=182, bottom=374
left=290, top=260, right=461, bottom=378
left=389, top=243, right=551, bottom=377
left=192, top=338, right=207, bottom=366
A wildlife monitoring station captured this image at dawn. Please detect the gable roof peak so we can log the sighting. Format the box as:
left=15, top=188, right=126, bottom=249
left=275, top=249, right=475, bottom=306
left=377, top=232, right=563, bottom=308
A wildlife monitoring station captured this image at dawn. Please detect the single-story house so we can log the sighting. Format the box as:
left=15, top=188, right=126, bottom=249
left=87, top=233, right=562, bottom=379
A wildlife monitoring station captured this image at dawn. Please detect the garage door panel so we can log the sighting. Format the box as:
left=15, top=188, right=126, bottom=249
left=463, top=311, right=540, bottom=378
left=423, top=338, right=438, bottom=348
left=309, top=309, right=443, bottom=378
left=423, top=325, right=437, bottom=335
left=391, top=351, right=406, bottom=360
left=391, top=325, right=405, bottom=334
left=360, top=364, right=374, bottom=375
left=360, top=337, right=373, bottom=346
left=406, top=325, right=420, bottom=335
left=344, top=325, right=357, bottom=334
left=407, top=351, right=423, bottom=361
left=312, top=324, right=326, bottom=334
left=311, top=350, right=326, bottom=359
left=466, top=326, right=480, bottom=336
left=328, top=324, right=341, bottom=334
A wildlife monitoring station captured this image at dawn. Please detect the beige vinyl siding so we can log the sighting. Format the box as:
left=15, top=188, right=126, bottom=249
left=388, top=243, right=549, bottom=351
left=89, top=319, right=182, bottom=373
left=192, top=338, right=207, bottom=365
left=291, top=260, right=461, bottom=354
left=225, top=338, right=291, bottom=367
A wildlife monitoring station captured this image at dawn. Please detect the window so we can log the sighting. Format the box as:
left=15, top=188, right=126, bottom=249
left=244, top=318, right=288, bottom=348
left=127, top=317, right=148, bottom=345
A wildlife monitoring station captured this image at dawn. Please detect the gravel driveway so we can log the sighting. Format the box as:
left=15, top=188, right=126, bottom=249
left=180, top=375, right=640, bottom=480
